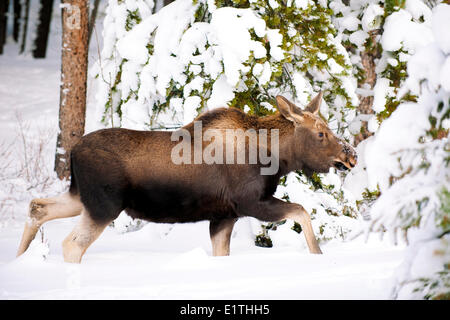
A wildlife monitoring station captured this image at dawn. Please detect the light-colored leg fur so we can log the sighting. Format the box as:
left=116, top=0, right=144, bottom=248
left=210, top=219, right=236, bottom=256
left=286, top=207, right=322, bottom=254
left=62, top=211, right=108, bottom=263
left=17, top=192, right=83, bottom=257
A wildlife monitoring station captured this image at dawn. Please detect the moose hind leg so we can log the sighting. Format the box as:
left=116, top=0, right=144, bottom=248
left=62, top=210, right=111, bottom=264
left=17, top=192, right=83, bottom=257
left=209, top=218, right=237, bottom=256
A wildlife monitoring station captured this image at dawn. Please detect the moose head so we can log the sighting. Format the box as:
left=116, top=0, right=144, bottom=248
left=276, top=92, right=357, bottom=176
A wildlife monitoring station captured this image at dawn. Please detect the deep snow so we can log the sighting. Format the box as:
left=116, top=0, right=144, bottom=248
left=0, top=217, right=405, bottom=299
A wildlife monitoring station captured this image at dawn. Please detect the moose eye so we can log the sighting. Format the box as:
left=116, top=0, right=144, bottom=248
left=318, top=132, right=324, bottom=138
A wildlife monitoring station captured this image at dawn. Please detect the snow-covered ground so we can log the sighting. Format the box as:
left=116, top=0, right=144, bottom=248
left=0, top=218, right=404, bottom=299
left=0, top=3, right=406, bottom=300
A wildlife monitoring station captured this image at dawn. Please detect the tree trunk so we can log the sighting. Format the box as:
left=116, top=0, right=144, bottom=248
left=13, top=0, right=21, bottom=42
left=87, top=0, right=100, bottom=46
left=33, top=0, right=54, bottom=58
left=354, top=30, right=381, bottom=146
left=55, top=0, right=89, bottom=180
left=0, top=0, right=9, bottom=55
left=20, top=0, right=30, bottom=54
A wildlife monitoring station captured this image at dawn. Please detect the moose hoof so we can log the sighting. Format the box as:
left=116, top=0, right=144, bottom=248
left=62, top=239, right=83, bottom=264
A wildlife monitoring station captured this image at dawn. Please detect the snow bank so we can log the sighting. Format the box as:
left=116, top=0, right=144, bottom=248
left=0, top=218, right=405, bottom=299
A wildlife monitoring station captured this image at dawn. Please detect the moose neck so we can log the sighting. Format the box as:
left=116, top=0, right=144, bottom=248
left=257, top=114, right=303, bottom=176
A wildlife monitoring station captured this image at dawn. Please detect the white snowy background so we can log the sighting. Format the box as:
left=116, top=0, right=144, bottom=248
left=1, top=0, right=448, bottom=299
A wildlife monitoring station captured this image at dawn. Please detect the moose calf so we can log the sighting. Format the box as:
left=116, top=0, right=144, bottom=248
left=17, top=92, right=357, bottom=263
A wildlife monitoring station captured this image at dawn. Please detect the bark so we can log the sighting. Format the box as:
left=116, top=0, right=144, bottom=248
left=33, top=0, right=54, bottom=58
left=87, top=0, right=100, bottom=45
left=55, top=0, right=89, bottom=180
left=13, top=0, right=21, bottom=42
left=0, top=0, right=9, bottom=55
left=354, top=30, right=381, bottom=146
left=20, top=0, right=30, bottom=54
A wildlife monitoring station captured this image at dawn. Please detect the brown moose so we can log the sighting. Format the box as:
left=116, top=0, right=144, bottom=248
left=16, top=92, right=357, bottom=263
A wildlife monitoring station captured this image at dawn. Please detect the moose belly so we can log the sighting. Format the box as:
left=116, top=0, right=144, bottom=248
left=123, top=183, right=236, bottom=223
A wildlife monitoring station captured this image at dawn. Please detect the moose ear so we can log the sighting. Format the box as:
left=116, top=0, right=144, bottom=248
left=304, top=91, right=323, bottom=115
left=276, top=95, right=303, bottom=123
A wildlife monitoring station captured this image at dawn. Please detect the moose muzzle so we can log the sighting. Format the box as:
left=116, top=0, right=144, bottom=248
left=333, top=142, right=357, bottom=171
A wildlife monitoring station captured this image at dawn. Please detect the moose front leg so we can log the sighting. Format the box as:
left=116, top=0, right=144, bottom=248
left=285, top=206, right=322, bottom=254
left=242, top=197, right=322, bottom=254
left=209, top=218, right=237, bottom=256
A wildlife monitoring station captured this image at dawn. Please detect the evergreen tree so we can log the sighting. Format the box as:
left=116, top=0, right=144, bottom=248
left=367, top=2, right=450, bottom=298
left=338, top=0, right=450, bottom=299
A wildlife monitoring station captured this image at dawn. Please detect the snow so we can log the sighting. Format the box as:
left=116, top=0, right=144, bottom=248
left=295, top=0, right=310, bottom=10
left=210, top=8, right=271, bottom=86
left=406, top=0, right=432, bottom=21
left=349, top=30, right=368, bottom=48
left=441, top=57, right=450, bottom=92
left=207, top=74, right=234, bottom=109
left=365, top=101, right=429, bottom=190
left=432, top=4, right=450, bottom=55
left=182, top=96, right=201, bottom=125
left=372, top=78, right=392, bottom=113
left=0, top=218, right=405, bottom=299
left=381, top=9, right=433, bottom=53
left=258, top=61, right=272, bottom=86
left=266, top=29, right=285, bottom=61
left=327, top=58, right=344, bottom=74
left=360, top=3, right=384, bottom=32
left=339, top=15, right=360, bottom=32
